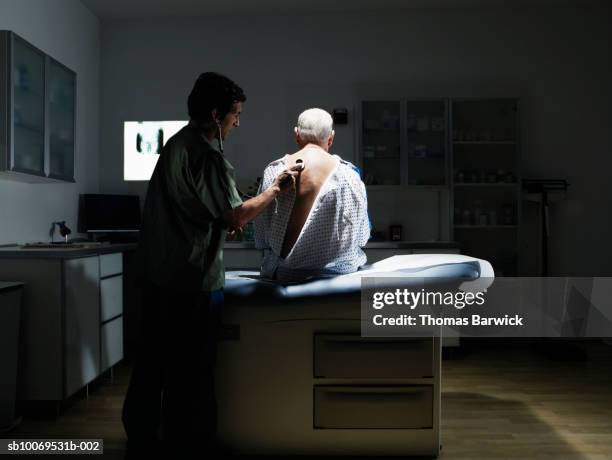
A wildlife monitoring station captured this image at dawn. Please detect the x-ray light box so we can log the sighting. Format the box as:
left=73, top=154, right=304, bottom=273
left=124, top=121, right=187, bottom=181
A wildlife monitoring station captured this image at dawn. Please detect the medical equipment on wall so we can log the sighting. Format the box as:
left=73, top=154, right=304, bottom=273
left=522, top=179, right=569, bottom=276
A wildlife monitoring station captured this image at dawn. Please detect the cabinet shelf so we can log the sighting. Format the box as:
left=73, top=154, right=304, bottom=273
left=14, top=122, right=43, bottom=134
left=453, top=141, right=516, bottom=145
left=454, top=183, right=518, bottom=187
left=454, top=225, right=517, bottom=229
left=407, top=130, right=445, bottom=134
left=364, top=129, right=400, bottom=133
left=363, top=156, right=400, bottom=160
left=13, top=86, right=43, bottom=98
left=367, top=185, right=448, bottom=191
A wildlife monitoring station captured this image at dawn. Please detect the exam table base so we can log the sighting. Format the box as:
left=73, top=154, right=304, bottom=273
left=215, top=298, right=441, bottom=457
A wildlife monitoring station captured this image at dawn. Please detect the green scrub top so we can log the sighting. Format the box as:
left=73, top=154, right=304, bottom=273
left=137, top=123, right=243, bottom=292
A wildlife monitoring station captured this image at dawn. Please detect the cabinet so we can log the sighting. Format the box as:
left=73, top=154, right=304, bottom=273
left=0, top=251, right=124, bottom=402
left=218, top=240, right=480, bottom=455
left=0, top=282, right=23, bottom=430
left=99, top=254, right=124, bottom=372
left=216, top=302, right=441, bottom=456
left=0, top=31, right=76, bottom=182
left=451, top=99, right=521, bottom=275
left=360, top=99, right=449, bottom=187
left=358, top=97, right=520, bottom=274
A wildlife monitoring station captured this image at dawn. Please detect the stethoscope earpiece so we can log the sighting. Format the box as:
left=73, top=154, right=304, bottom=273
left=216, top=121, right=224, bottom=153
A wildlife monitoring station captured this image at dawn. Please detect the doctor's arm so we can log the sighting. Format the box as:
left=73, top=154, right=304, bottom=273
left=223, top=167, right=299, bottom=230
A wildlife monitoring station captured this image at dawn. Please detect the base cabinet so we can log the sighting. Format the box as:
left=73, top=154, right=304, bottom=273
left=64, top=257, right=101, bottom=397
left=216, top=300, right=441, bottom=457
left=0, top=252, right=124, bottom=401
left=101, top=317, right=123, bottom=372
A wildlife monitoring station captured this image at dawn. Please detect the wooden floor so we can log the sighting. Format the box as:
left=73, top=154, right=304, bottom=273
left=7, top=340, right=612, bottom=459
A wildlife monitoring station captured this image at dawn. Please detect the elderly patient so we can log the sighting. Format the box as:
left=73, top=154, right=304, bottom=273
left=254, top=108, right=370, bottom=282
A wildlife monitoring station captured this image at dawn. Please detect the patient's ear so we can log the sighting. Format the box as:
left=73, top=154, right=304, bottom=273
left=294, top=127, right=301, bottom=145
left=327, top=130, right=335, bottom=150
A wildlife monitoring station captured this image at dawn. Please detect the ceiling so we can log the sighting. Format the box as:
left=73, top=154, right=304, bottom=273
left=80, top=0, right=603, bottom=20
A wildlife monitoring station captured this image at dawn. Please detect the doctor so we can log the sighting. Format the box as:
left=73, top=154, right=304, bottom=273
left=123, top=72, right=299, bottom=459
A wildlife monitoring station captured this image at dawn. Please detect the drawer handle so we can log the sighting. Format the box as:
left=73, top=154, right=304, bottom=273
left=320, top=387, right=430, bottom=400
left=321, top=341, right=428, bottom=352
left=322, top=338, right=427, bottom=344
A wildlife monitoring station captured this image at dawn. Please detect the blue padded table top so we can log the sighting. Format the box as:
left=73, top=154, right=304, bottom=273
left=225, top=261, right=481, bottom=302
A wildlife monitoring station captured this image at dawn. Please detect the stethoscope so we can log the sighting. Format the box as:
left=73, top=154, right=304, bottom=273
left=236, top=159, right=305, bottom=199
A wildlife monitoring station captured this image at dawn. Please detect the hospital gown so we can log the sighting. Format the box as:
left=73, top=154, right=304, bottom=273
left=254, top=155, right=370, bottom=282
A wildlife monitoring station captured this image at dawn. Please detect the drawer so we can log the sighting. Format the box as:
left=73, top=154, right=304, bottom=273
left=314, top=385, right=433, bottom=429
left=100, top=253, right=123, bottom=278
left=101, top=316, right=123, bottom=371
left=100, top=275, right=123, bottom=322
left=314, top=335, right=434, bottom=379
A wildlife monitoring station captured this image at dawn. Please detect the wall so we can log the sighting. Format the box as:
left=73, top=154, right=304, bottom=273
left=99, top=6, right=611, bottom=275
left=0, top=0, right=100, bottom=244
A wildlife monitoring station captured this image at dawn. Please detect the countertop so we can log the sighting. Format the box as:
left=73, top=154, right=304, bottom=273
left=0, top=240, right=459, bottom=259
left=224, top=241, right=460, bottom=249
left=0, top=243, right=138, bottom=259
left=0, top=281, right=25, bottom=292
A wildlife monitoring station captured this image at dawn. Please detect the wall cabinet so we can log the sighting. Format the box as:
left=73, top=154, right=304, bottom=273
left=0, top=31, right=76, bottom=182
left=360, top=99, right=449, bottom=187
left=358, top=97, right=521, bottom=274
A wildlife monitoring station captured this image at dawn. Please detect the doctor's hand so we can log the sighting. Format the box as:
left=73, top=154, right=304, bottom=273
left=224, top=165, right=302, bottom=230
left=226, top=226, right=243, bottom=241
left=271, top=165, right=302, bottom=193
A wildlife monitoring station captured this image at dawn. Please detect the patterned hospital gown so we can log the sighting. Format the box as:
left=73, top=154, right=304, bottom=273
left=254, top=154, right=370, bottom=282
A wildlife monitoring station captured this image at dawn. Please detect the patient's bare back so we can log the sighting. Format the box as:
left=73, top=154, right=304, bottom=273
left=281, top=148, right=340, bottom=258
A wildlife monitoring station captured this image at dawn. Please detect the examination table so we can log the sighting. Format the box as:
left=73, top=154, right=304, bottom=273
left=215, top=254, right=494, bottom=457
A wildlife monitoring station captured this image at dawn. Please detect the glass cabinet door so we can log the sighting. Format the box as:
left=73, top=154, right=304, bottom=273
left=47, top=58, right=75, bottom=181
left=405, top=100, right=447, bottom=185
left=361, top=101, right=401, bottom=186
left=11, top=35, right=45, bottom=175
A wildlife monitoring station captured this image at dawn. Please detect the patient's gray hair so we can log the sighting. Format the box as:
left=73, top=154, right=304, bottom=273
left=296, top=108, right=333, bottom=144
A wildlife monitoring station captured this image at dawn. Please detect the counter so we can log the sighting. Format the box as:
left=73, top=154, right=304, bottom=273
left=223, top=241, right=461, bottom=270
left=0, top=243, right=137, bottom=259
left=224, top=241, right=460, bottom=250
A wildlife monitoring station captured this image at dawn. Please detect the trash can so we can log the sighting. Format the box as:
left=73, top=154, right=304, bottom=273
left=0, top=282, right=24, bottom=432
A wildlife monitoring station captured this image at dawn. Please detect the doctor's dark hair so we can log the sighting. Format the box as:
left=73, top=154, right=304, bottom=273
left=187, top=72, right=246, bottom=123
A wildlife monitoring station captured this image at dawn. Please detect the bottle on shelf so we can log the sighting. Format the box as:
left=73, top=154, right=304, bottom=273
left=488, top=210, right=498, bottom=225
left=473, top=200, right=483, bottom=225
left=502, top=203, right=515, bottom=225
